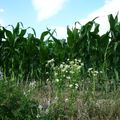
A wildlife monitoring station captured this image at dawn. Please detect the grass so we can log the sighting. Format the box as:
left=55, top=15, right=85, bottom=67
left=0, top=58, right=120, bottom=120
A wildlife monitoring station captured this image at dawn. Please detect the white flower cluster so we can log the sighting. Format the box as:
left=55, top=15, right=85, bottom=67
left=69, top=83, right=79, bottom=89
left=53, top=58, right=84, bottom=89
left=88, top=68, right=103, bottom=77
left=29, top=81, right=37, bottom=89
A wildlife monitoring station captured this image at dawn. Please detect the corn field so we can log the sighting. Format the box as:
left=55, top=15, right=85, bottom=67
left=1, top=14, right=120, bottom=120
left=0, top=14, right=120, bottom=85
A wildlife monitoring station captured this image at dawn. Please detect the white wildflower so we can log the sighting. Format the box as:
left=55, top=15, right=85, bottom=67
left=75, top=83, right=79, bottom=89
left=45, top=108, right=49, bottom=114
left=23, top=91, right=27, bottom=96
left=88, top=68, right=93, bottom=72
left=99, top=71, right=103, bottom=74
left=70, top=71, right=74, bottom=74
left=70, top=61, right=74, bottom=65
left=46, top=72, right=49, bottom=75
left=69, top=84, right=73, bottom=88
left=74, top=59, right=77, bottom=62
left=46, top=78, right=49, bottom=82
left=67, top=58, right=70, bottom=61
left=65, top=98, right=68, bottom=102
left=55, top=78, right=59, bottom=82
left=63, top=74, right=66, bottom=77
left=64, top=64, right=69, bottom=69
left=48, top=59, right=54, bottom=63
left=54, top=72, right=58, bottom=76
left=0, top=71, right=3, bottom=80
left=38, top=104, right=43, bottom=110
left=78, top=59, right=81, bottom=63
left=36, top=114, right=40, bottom=118
left=55, top=96, right=58, bottom=100
left=61, top=68, right=65, bottom=72
left=77, top=66, right=82, bottom=70
left=66, top=76, right=71, bottom=80
left=60, top=64, right=64, bottom=69
left=29, top=81, right=36, bottom=88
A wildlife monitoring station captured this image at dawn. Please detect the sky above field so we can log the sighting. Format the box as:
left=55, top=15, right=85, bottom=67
left=0, top=0, right=120, bottom=38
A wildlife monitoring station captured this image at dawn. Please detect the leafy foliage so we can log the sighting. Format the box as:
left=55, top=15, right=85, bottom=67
left=0, top=14, right=120, bottom=83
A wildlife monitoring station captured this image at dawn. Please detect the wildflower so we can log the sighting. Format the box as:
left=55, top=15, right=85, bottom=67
left=60, top=64, right=64, bottom=69
left=46, top=72, right=49, bottom=75
left=69, top=84, right=73, bottom=88
left=65, top=98, right=68, bottom=102
left=66, top=76, right=71, bottom=80
left=45, top=108, right=49, bottom=114
left=47, top=58, right=54, bottom=63
left=46, top=78, right=49, bottom=82
left=55, top=96, right=58, bottom=100
left=70, top=61, right=74, bottom=65
left=0, top=71, right=3, bottom=80
left=74, top=59, right=78, bottom=62
left=63, top=74, right=66, bottom=77
left=23, top=91, right=27, bottom=96
left=53, top=96, right=58, bottom=103
left=88, top=68, right=93, bottom=72
left=65, top=70, right=68, bottom=73
left=80, top=63, right=84, bottom=66
left=99, top=71, right=103, bottom=74
left=73, top=64, right=78, bottom=68
left=92, top=71, right=99, bottom=76
left=77, top=66, right=82, bottom=70
left=29, top=81, right=36, bottom=88
left=55, top=78, right=59, bottom=82
left=38, top=104, right=43, bottom=110
left=36, top=114, right=40, bottom=118
left=67, top=58, right=69, bottom=61
left=61, top=68, right=65, bottom=72
left=70, top=71, right=74, bottom=74
left=75, top=83, right=79, bottom=89
left=54, top=72, right=58, bottom=76
left=94, top=71, right=99, bottom=74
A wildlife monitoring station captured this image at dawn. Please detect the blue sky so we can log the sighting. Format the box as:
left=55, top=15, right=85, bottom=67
left=0, top=0, right=120, bottom=38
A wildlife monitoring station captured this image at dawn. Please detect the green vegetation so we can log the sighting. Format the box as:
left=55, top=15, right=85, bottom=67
left=0, top=14, right=120, bottom=119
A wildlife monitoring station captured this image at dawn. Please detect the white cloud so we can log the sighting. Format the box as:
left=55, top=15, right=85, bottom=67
left=0, top=8, right=4, bottom=13
left=49, top=26, right=67, bottom=39
left=32, top=0, right=68, bottom=21
left=79, top=0, right=120, bottom=35
left=48, top=0, right=120, bottom=39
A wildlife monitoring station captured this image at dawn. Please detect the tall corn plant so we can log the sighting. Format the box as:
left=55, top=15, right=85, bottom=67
left=108, top=14, right=120, bottom=71
left=0, top=23, right=25, bottom=80
left=67, top=18, right=102, bottom=68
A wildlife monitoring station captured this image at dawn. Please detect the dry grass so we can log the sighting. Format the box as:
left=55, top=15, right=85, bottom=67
left=30, top=83, right=120, bottom=120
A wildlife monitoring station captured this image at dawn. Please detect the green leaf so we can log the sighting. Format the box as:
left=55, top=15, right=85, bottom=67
left=94, top=23, right=99, bottom=34
left=19, top=29, right=26, bottom=37
left=13, top=22, right=20, bottom=35
left=4, top=29, right=13, bottom=39
left=40, top=31, right=49, bottom=41
left=108, top=14, right=115, bottom=30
